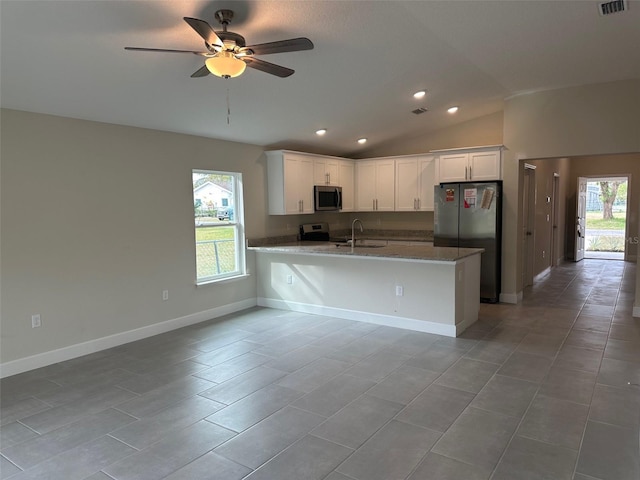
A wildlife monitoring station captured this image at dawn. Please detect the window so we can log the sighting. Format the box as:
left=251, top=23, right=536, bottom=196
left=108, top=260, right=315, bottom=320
left=192, top=170, right=245, bottom=284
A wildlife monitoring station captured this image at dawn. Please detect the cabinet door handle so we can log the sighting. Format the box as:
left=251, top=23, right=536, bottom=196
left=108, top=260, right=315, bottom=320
left=469, top=166, right=472, bottom=180
left=465, top=166, right=468, bottom=180
left=416, top=198, right=420, bottom=210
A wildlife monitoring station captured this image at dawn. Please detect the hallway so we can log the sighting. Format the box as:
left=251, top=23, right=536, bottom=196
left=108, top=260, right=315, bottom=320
left=1, top=260, right=639, bottom=479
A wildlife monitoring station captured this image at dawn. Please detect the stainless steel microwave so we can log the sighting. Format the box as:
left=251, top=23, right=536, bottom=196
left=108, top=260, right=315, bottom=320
left=314, top=185, right=342, bottom=211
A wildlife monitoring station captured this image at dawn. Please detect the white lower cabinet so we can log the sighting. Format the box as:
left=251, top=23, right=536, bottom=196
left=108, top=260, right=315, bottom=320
left=355, top=159, right=395, bottom=211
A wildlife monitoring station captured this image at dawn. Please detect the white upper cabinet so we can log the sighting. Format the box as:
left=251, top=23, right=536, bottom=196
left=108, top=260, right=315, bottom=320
left=266, top=151, right=315, bottom=215
left=355, top=159, right=395, bottom=211
left=434, top=146, right=502, bottom=183
left=313, top=158, right=340, bottom=186
left=395, top=155, right=436, bottom=211
left=468, top=150, right=501, bottom=181
left=338, top=160, right=355, bottom=212
left=266, top=150, right=354, bottom=215
left=266, top=146, right=500, bottom=216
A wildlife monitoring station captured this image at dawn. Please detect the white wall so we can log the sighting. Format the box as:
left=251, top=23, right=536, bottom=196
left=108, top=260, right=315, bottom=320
left=356, top=111, right=504, bottom=159
left=0, top=109, right=266, bottom=371
left=502, top=79, right=640, bottom=298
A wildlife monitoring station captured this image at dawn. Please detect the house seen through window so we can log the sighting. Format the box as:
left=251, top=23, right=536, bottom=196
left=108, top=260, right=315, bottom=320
left=192, top=170, right=245, bottom=284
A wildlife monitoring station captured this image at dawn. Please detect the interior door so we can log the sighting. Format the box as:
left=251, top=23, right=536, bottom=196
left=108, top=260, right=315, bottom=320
left=574, top=177, right=587, bottom=262
left=551, top=173, right=560, bottom=266
left=522, top=166, right=535, bottom=288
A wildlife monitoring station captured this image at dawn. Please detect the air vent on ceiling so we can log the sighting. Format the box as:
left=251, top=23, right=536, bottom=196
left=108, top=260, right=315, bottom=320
left=598, top=0, right=628, bottom=15
left=412, top=107, right=428, bottom=115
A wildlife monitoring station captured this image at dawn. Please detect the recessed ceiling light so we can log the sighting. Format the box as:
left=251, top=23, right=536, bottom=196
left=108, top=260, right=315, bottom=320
left=413, top=90, right=426, bottom=99
left=447, top=106, right=459, bottom=114
left=315, top=129, right=327, bottom=136
left=357, top=138, right=367, bottom=144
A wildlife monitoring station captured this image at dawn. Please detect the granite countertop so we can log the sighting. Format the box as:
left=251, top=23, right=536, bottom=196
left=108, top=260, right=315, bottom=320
left=248, top=241, right=483, bottom=262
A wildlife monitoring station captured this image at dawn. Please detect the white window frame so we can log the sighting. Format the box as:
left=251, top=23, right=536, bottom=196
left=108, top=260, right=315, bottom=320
left=193, top=169, right=246, bottom=285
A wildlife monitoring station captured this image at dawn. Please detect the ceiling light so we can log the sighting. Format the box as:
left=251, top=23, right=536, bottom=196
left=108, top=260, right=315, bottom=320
left=205, top=51, right=247, bottom=78
left=315, top=129, right=327, bottom=136
left=357, top=138, right=367, bottom=144
left=413, top=90, right=426, bottom=99
left=447, top=106, right=459, bottom=114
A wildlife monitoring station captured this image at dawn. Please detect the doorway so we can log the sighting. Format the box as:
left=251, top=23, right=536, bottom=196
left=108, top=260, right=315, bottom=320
left=584, top=176, right=629, bottom=260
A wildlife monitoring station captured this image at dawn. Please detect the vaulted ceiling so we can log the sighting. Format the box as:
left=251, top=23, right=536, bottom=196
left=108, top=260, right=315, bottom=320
left=2, top=1, right=639, bottom=157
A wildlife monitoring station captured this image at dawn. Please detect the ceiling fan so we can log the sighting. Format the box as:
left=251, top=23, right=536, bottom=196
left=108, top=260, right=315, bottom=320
left=124, top=9, right=313, bottom=78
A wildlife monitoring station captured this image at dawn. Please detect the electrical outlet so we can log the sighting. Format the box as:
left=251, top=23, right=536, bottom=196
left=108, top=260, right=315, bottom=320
left=286, top=275, right=293, bottom=284
left=395, top=285, right=404, bottom=297
left=31, top=314, right=41, bottom=328
left=162, top=290, right=169, bottom=301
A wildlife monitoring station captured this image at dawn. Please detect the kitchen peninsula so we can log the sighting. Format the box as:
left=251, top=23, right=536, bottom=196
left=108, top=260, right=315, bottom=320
left=250, top=242, right=483, bottom=337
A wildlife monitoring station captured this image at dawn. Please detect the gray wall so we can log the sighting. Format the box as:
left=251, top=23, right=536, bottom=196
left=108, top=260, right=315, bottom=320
left=0, top=110, right=266, bottom=366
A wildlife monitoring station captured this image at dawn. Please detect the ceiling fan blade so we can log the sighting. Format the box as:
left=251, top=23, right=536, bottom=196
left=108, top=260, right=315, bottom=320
left=125, top=47, right=208, bottom=56
left=243, top=57, right=294, bottom=78
left=191, top=65, right=210, bottom=78
left=183, top=17, right=223, bottom=48
left=243, top=38, right=314, bottom=56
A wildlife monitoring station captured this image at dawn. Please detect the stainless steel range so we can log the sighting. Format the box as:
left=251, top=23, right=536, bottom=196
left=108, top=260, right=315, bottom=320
left=299, top=222, right=330, bottom=242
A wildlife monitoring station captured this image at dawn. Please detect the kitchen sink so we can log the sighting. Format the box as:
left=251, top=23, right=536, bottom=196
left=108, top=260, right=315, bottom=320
left=334, top=241, right=385, bottom=249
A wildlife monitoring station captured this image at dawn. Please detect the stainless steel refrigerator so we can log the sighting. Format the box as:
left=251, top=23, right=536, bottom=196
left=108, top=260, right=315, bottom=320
left=434, top=181, right=502, bottom=303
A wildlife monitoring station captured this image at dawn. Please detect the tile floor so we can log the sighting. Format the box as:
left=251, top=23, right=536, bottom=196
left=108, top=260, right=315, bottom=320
left=1, top=259, right=639, bottom=479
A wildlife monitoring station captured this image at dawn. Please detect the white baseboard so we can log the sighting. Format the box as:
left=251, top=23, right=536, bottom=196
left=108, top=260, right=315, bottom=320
left=499, top=291, right=522, bottom=304
left=257, top=297, right=458, bottom=337
left=534, top=267, right=552, bottom=282
left=455, top=315, right=480, bottom=336
left=0, top=298, right=257, bottom=379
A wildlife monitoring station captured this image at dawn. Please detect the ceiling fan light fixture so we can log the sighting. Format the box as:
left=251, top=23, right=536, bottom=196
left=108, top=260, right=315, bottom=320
left=205, top=51, right=246, bottom=78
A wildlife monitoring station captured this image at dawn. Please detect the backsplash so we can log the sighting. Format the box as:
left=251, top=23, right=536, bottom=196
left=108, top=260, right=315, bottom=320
left=248, top=228, right=433, bottom=247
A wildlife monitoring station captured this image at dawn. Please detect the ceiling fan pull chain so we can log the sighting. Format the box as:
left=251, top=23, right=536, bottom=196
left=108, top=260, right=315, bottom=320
left=227, top=87, right=231, bottom=125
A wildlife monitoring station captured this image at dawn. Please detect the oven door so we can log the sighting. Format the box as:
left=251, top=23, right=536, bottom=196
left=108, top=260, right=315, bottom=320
left=314, top=186, right=342, bottom=211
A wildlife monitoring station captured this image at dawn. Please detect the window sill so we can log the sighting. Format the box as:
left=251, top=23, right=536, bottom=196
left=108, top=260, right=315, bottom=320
left=196, top=272, right=251, bottom=287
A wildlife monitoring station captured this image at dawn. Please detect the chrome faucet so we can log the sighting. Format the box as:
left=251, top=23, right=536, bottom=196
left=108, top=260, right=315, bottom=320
left=351, top=218, right=364, bottom=253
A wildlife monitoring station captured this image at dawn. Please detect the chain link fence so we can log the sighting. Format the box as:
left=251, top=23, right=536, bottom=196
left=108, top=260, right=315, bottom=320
left=196, top=239, right=236, bottom=278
